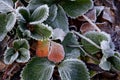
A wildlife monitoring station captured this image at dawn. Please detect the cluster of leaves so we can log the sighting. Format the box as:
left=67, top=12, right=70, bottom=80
left=1, top=0, right=120, bottom=80
left=81, top=31, right=120, bottom=71
left=4, top=39, right=30, bottom=64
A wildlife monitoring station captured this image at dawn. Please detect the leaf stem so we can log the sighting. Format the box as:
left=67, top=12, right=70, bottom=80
left=73, top=31, right=101, bottom=49
left=82, top=15, right=101, bottom=32
left=68, top=44, right=99, bottom=62
left=79, top=46, right=99, bottom=62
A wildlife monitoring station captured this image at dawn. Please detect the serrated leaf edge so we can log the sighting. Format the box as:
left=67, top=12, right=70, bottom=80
left=16, top=7, right=30, bottom=22
left=30, top=4, right=49, bottom=24
left=30, top=23, right=53, bottom=40
left=16, top=48, right=30, bottom=63
left=20, top=57, right=55, bottom=80
left=6, top=12, right=16, bottom=31
left=65, top=0, right=93, bottom=18
left=13, top=39, right=30, bottom=49
left=4, top=49, right=19, bottom=64
left=59, top=59, right=90, bottom=80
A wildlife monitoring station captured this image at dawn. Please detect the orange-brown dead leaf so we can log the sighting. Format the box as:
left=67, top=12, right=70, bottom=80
left=36, top=40, right=50, bottom=57
left=48, top=41, right=65, bottom=63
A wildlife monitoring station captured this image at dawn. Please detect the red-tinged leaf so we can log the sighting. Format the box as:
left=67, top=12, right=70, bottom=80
left=48, top=41, right=65, bottom=63
left=36, top=40, right=50, bottom=57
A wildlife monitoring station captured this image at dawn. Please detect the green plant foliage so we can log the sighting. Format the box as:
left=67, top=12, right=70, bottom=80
left=18, top=23, right=52, bottom=40
left=81, top=31, right=111, bottom=54
left=47, top=4, right=57, bottom=22
left=16, top=27, right=31, bottom=39
left=100, top=40, right=115, bottom=58
left=108, top=56, right=120, bottom=70
left=98, top=40, right=115, bottom=70
left=6, top=12, right=16, bottom=31
left=47, top=5, right=69, bottom=32
left=16, top=48, right=30, bottom=63
left=27, top=0, right=55, bottom=10
left=30, top=4, right=49, bottom=24
left=28, top=0, right=93, bottom=32
left=30, top=23, right=52, bottom=40
left=4, top=48, right=18, bottom=64
left=13, top=39, right=30, bottom=50
left=28, top=0, right=93, bottom=18
left=99, top=57, right=111, bottom=70
left=0, top=12, right=16, bottom=41
left=58, top=59, right=90, bottom=80
left=21, top=57, right=55, bottom=80
left=1, top=0, right=119, bottom=80
left=17, top=7, right=30, bottom=22
left=0, top=13, right=7, bottom=41
left=0, top=0, right=14, bottom=13
left=52, top=28, right=66, bottom=41
left=60, top=0, right=93, bottom=18
left=62, top=32, right=80, bottom=59
left=4, top=39, right=30, bottom=64
left=17, top=5, right=52, bottom=40
left=3, top=0, right=13, bottom=6
left=12, top=0, right=17, bottom=3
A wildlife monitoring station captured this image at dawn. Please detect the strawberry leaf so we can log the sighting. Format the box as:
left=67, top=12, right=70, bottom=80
left=21, top=57, right=55, bottom=80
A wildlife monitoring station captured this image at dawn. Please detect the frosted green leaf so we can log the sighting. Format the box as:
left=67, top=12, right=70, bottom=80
left=99, top=56, right=111, bottom=71
left=1, top=0, right=13, bottom=7
left=58, top=59, right=90, bottom=80
left=13, top=39, right=30, bottom=50
left=0, top=13, right=16, bottom=41
left=60, top=0, right=93, bottom=18
left=0, top=1, right=14, bottom=13
left=6, top=12, right=16, bottom=31
left=100, top=40, right=115, bottom=58
left=17, top=7, right=30, bottom=22
left=108, top=56, right=120, bottom=70
left=21, top=57, right=55, bottom=80
left=47, top=5, right=69, bottom=32
left=27, top=0, right=55, bottom=10
left=16, top=48, right=30, bottom=63
left=30, top=23, right=52, bottom=40
left=4, top=48, right=18, bottom=64
left=52, top=28, right=66, bottom=41
left=62, top=32, right=80, bottom=59
left=0, top=13, right=7, bottom=41
left=0, top=33, right=7, bottom=42
left=81, top=31, right=111, bottom=54
left=30, top=4, right=49, bottom=24
left=47, top=4, right=58, bottom=21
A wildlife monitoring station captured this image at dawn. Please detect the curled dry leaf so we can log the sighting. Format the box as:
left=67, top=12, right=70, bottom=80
left=80, top=22, right=96, bottom=34
left=48, top=41, right=65, bottom=63
left=102, top=7, right=115, bottom=23
left=36, top=40, right=50, bottom=57
left=78, top=8, right=96, bottom=22
left=96, top=22, right=113, bottom=34
left=0, top=61, right=6, bottom=71
left=85, top=8, right=97, bottom=22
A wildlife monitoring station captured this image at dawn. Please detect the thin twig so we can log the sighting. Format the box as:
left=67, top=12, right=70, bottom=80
left=82, top=15, right=101, bottom=32
left=73, top=31, right=101, bottom=49
left=79, top=46, right=99, bottom=62
left=67, top=41, right=99, bottom=62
